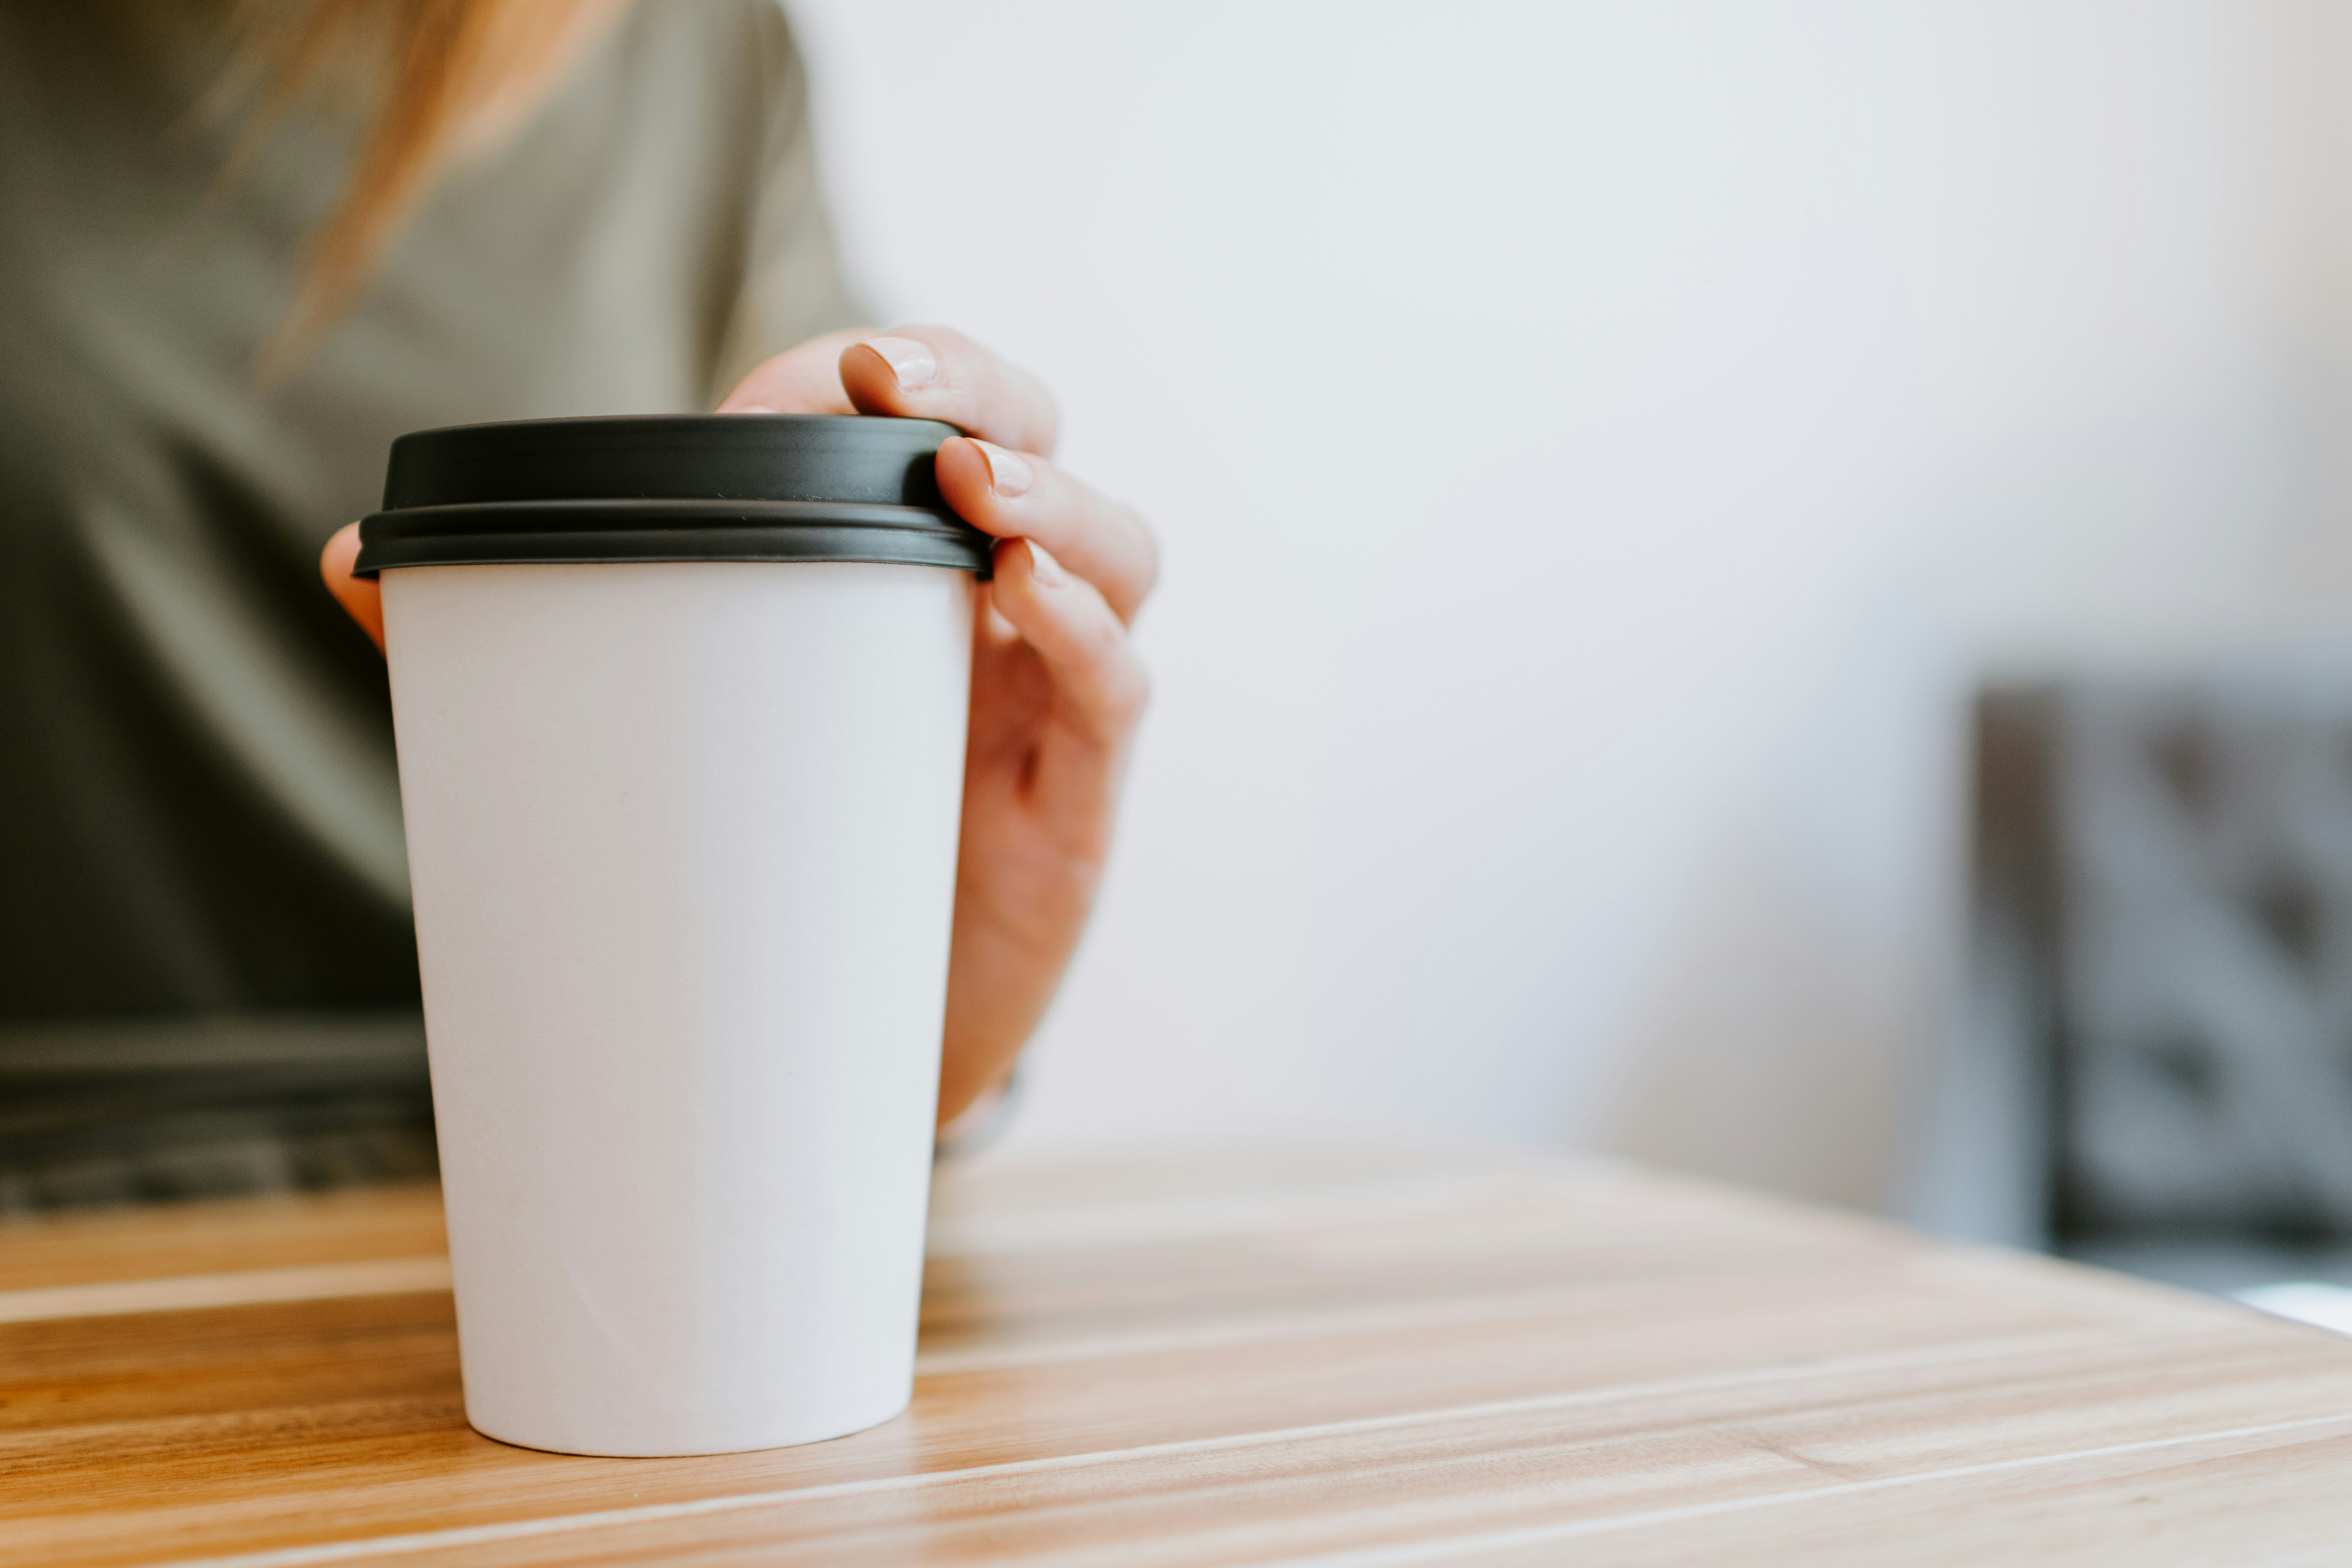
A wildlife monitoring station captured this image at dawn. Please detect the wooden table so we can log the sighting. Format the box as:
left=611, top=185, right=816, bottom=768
left=8, top=1145, right=2352, bottom=1565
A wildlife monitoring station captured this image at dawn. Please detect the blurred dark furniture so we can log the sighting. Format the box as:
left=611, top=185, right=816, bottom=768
left=1976, top=668, right=2352, bottom=1286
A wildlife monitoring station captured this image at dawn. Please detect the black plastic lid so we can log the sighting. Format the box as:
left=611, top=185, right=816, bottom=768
left=352, top=415, right=991, bottom=577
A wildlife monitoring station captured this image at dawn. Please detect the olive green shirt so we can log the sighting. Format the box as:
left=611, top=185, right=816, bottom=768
left=0, top=0, right=857, bottom=1206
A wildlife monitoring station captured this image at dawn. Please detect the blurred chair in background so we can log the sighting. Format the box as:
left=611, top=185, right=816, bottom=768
left=1971, top=670, right=2352, bottom=1301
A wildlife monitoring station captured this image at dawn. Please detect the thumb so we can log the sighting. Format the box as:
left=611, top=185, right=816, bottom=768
left=320, top=523, right=385, bottom=654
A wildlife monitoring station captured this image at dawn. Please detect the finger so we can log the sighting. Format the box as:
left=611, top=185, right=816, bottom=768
left=839, top=326, right=1060, bottom=455
left=320, top=523, right=385, bottom=653
left=715, top=327, right=873, bottom=414
left=937, top=437, right=1157, bottom=624
left=990, top=539, right=1150, bottom=755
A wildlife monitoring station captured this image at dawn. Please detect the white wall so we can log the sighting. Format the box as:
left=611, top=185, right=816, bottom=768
left=783, top=0, right=2352, bottom=1208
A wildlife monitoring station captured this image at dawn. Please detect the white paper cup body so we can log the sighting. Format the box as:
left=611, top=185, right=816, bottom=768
left=381, top=559, right=973, bottom=1457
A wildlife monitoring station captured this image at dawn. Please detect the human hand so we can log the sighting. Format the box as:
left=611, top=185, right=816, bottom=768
left=320, top=326, right=1157, bottom=1127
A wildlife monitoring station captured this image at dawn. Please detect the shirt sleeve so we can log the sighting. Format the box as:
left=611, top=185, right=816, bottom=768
left=708, top=1, right=868, bottom=401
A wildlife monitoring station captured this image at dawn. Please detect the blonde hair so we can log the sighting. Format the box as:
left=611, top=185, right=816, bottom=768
left=227, top=0, right=629, bottom=371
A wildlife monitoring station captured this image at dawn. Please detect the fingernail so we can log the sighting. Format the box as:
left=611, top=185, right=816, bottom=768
left=975, top=439, right=1034, bottom=497
left=861, top=335, right=937, bottom=392
left=1025, top=540, right=1066, bottom=585
left=724, top=402, right=777, bottom=414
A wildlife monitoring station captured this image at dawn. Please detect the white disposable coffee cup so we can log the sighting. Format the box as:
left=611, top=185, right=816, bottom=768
left=359, top=416, right=987, bottom=1457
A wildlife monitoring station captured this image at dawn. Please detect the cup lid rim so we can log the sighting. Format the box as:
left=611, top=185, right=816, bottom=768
left=357, top=414, right=990, bottom=576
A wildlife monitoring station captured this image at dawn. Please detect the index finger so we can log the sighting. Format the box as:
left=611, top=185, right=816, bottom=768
left=715, top=327, right=870, bottom=414
left=839, top=326, right=1060, bottom=457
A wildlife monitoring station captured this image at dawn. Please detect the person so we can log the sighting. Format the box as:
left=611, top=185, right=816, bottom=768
left=0, top=0, right=1154, bottom=1209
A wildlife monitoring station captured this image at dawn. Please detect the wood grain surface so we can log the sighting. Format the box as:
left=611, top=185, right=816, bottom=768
left=3, top=1144, right=2347, bottom=1565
